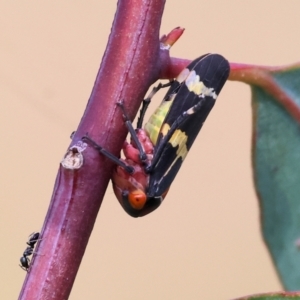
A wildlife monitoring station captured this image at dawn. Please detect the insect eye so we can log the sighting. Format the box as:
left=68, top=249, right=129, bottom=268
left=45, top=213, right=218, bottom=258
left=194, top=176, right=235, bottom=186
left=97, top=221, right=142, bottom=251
left=128, top=190, right=147, bottom=210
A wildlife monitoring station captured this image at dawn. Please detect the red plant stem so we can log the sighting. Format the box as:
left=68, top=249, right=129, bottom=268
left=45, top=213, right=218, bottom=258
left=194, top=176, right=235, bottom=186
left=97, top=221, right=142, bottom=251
left=230, top=62, right=300, bottom=124
left=18, top=0, right=171, bottom=299
left=162, top=56, right=191, bottom=78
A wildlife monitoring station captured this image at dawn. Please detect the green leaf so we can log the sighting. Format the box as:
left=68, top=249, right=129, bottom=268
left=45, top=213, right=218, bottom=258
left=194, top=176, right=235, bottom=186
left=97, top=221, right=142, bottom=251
left=230, top=61, right=300, bottom=291
left=250, top=64, right=300, bottom=290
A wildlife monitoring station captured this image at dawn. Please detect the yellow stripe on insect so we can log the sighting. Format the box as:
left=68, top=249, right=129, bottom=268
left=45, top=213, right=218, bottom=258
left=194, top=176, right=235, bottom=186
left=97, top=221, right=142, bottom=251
left=161, top=124, right=188, bottom=161
left=185, top=70, right=217, bottom=99
left=156, top=124, right=189, bottom=185
left=144, top=94, right=175, bottom=145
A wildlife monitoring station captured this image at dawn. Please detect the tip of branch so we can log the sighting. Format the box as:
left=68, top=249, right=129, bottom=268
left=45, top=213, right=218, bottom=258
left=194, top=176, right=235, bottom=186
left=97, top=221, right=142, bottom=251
left=160, top=27, right=185, bottom=50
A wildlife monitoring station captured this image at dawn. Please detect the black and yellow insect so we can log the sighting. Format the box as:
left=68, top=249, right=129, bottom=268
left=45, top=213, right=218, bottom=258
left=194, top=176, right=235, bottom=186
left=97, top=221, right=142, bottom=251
left=83, top=53, right=230, bottom=217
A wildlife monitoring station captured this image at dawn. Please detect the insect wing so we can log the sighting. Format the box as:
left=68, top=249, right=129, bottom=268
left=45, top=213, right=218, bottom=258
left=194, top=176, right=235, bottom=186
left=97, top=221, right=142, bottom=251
left=148, top=54, right=230, bottom=197
left=159, top=54, right=229, bottom=132
left=144, top=54, right=211, bottom=146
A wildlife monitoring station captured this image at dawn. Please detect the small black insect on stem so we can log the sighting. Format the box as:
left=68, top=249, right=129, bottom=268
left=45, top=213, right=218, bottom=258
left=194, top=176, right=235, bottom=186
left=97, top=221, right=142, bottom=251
left=20, top=232, right=40, bottom=272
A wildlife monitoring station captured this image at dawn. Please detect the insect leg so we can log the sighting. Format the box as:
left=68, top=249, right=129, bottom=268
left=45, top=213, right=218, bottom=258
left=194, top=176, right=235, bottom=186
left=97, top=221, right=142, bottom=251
left=137, top=81, right=173, bottom=129
left=82, top=135, right=135, bottom=174
left=116, top=102, right=148, bottom=164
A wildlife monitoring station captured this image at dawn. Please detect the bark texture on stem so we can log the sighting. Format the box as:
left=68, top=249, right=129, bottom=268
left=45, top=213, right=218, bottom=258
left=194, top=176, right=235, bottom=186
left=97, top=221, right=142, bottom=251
left=19, top=0, right=168, bottom=299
